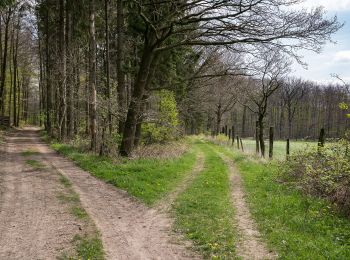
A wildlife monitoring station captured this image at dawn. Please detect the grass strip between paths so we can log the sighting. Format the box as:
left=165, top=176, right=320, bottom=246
left=173, top=140, right=237, bottom=259
left=51, top=142, right=197, bottom=205
left=209, top=141, right=350, bottom=259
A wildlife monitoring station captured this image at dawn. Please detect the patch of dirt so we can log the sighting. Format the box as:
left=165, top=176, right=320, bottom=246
left=220, top=153, right=276, bottom=260
left=31, top=130, right=200, bottom=259
left=0, top=128, right=86, bottom=259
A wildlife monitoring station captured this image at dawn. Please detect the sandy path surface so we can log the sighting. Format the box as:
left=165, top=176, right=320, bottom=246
left=26, top=129, right=199, bottom=260
left=0, top=128, right=83, bottom=259
left=220, top=153, right=276, bottom=260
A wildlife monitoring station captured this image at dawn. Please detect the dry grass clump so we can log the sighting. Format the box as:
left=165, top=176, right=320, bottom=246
left=131, top=141, right=188, bottom=160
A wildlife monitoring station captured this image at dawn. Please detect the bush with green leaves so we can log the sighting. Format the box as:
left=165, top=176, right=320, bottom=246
left=281, top=139, right=350, bottom=215
left=142, top=90, right=179, bottom=144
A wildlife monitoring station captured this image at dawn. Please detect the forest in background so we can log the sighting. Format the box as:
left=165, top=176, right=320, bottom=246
left=0, top=0, right=348, bottom=157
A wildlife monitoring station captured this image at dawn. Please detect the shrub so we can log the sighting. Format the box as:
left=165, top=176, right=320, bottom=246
left=281, top=139, right=350, bottom=215
left=142, top=90, right=179, bottom=144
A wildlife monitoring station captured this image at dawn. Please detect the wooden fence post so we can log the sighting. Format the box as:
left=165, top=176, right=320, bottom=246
left=240, top=138, right=244, bottom=152
left=286, top=138, right=290, bottom=159
left=236, top=135, right=240, bottom=149
left=269, top=126, right=274, bottom=159
left=318, top=128, right=325, bottom=148
left=255, top=121, right=259, bottom=154
left=232, top=125, right=235, bottom=144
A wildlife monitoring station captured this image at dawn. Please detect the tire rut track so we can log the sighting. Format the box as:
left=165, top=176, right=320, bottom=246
left=218, top=152, right=276, bottom=260
left=0, top=128, right=88, bottom=259
left=33, top=130, right=201, bottom=260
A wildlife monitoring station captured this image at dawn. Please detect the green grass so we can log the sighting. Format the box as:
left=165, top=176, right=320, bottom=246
left=25, top=159, right=46, bottom=170
left=239, top=138, right=316, bottom=159
left=59, top=175, right=72, bottom=188
left=57, top=192, right=80, bottom=203
left=56, top=172, right=105, bottom=259
left=71, top=206, right=89, bottom=219
left=51, top=142, right=197, bottom=205
left=59, top=235, right=104, bottom=260
left=21, top=149, right=40, bottom=157
left=74, top=235, right=104, bottom=260
left=173, top=140, right=237, bottom=259
left=209, top=142, right=350, bottom=259
left=215, top=135, right=318, bottom=160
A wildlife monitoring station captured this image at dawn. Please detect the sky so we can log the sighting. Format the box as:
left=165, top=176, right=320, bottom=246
left=290, top=0, right=350, bottom=83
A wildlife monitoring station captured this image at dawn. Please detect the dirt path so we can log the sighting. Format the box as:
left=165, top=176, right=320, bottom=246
left=219, top=153, right=276, bottom=260
left=156, top=151, right=205, bottom=212
left=0, top=128, right=85, bottom=259
left=25, top=129, right=200, bottom=260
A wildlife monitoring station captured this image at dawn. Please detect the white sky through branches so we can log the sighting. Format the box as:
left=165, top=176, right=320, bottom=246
left=290, top=0, right=350, bottom=83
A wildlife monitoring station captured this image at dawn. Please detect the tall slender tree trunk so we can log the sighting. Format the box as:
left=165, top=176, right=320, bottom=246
left=117, top=0, right=126, bottom=133
left=258, top=115, right=265, bottom=157
left=105, top=0, right=112, bottom=134
left=279, top=102, right=284, bottom=139
left=45, top=5, right=52, bottom=132
left=241, top=105, right=247, bottom=138
left=16, top=71, right=20, bottom=126
left=58, top=0, right=66, bottom=140
left=215, top=104, right=222, bottom=135
left=74, top=52, right=80, bottom=134
left=0, top=10, right=11, bottom=115
left=287, top=104, right=292, bottom=139
left=66, top=4, right=74, bottom=139
left=0, top=15, right=2, bottom=70
left=38, top=38, right=43, bottom=127
left=13, top=16, right=20, bottom=126
left=89, top=0, right=97, bottom=152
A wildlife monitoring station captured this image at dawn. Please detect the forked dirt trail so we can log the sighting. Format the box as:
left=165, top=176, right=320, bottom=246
left=220, top=153, right=276, bottom=260
left=0, top=128, right=199, bottom=259
left=0, top=128, right=84, bottom=259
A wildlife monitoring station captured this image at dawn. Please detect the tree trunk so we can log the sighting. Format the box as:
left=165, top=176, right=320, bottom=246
left=0, top=10, right=11, bottom=115
left=119, top=47, right=154, bottom=156
left=117, top=0, right=126, bottom=133
left=45, top=5, right=52, bottom=132
left=269, top=126, right=274, bottom=159
left=232, top=125, right=235, bottom=144
left=258, top=116, right=265, bottom=157
left=89, top=0, right=97, bottom=152
left=241, top=105, right=246, bottom=138
left=58, top=0, right=66, bottom=140
left=13, top=16, right=20, bottom=126
left=279, top=102, right=284, bottom=139
left=74, top=53, right=80, bottom=134
left=287, top=104, right=292, bottom=139
left=16, top=72, right=20, bottom=126
left=105, top=0, right=112, bottom=134
left=255, top=121, right=259, bottom=154
left=215, top=104, right=222, bottom=135
left=66, top=4, right=74, bottom=139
